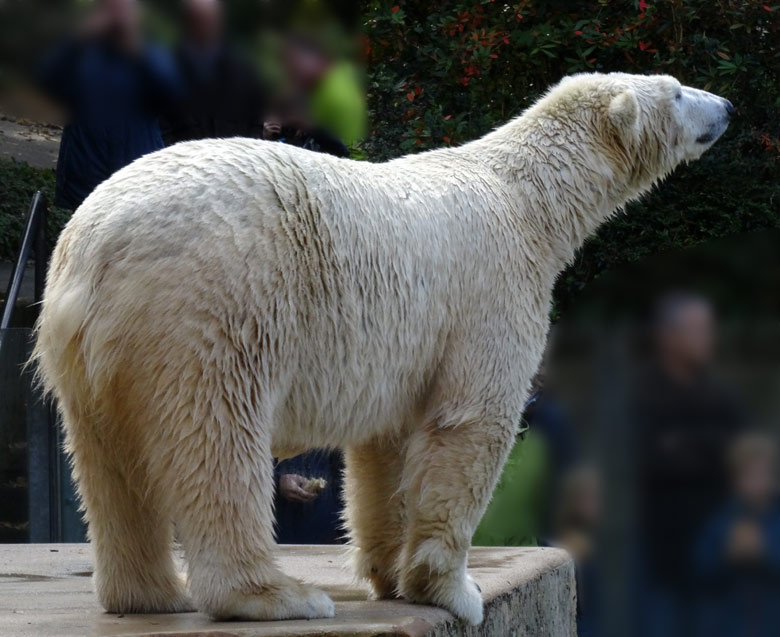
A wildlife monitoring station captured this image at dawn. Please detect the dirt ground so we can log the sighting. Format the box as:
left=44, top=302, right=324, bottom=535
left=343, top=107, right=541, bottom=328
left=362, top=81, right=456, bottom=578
left=0, top=115, right=61, bottom=169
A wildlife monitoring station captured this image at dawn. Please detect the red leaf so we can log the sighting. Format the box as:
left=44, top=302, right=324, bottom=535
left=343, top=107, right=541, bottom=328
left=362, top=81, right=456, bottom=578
left=392, top=5, right=400, bottom=13
left=443, top=136, right=451, bottom=142
left=407, top=92, right=415, bottom=101
left=574, top=30, right=583, bottom=35
left=763, top=4, right=771, bottom=10
left=444, top=115, right=452, bottom=120
left=639, top=0, right=649, bottom=10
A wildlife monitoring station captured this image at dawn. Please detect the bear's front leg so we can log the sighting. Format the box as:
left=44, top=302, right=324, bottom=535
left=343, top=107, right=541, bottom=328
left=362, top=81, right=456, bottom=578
left=398, top=416, right=516, bottom=625
left=344, top=435, right=408, bottom=599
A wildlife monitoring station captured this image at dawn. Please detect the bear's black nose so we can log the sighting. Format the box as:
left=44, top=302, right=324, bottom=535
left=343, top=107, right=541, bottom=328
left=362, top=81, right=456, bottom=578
left=724, top=99, right=735, bottom=117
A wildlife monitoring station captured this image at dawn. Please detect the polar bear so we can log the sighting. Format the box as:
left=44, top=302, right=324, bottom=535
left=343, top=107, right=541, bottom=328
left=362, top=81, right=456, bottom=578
left=32, top=72, right=731, bottom=625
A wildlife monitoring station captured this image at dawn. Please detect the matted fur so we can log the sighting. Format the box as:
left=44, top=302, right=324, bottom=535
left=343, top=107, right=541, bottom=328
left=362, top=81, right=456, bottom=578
left=32, top=72, right=730, bottom=624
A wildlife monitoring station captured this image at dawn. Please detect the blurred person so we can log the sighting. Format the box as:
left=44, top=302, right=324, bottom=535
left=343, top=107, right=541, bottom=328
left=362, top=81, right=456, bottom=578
left=634, top=292, right=745, bottom=637
left=554, top=465, right=603, bottom=637
left=39, top=0, right=182, bottom=211
left=161, top=0, right=267, bottom=144
left=263, top=32, right=366, bottom=157
left=692, top=433, right=780, bottom=637
left=274, top=450, right=345, bottom=544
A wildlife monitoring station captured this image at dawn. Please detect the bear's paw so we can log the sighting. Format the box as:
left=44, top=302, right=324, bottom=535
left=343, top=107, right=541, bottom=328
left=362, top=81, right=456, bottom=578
left=401, top=568, right=484, bottom=625
left=206, top=579, right=335, bottom=621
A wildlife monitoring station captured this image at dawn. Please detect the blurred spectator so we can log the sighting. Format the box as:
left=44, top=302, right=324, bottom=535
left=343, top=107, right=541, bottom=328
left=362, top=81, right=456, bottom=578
left=634, top=292, right=745, bottom=637
left=692, top=433, right=780, bottom=637
left=264, top=32, right=366, bottom=157
left=39, top=0, right=181, bottom=210
left=554, top=465, right=603, bottom=637
left=162, top=0, right=267, bottom=145
left=274, top=450, right=344, bottom=544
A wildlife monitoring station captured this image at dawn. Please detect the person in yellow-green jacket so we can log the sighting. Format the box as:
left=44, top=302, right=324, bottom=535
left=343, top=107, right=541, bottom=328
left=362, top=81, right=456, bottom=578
left=310, top=58, right=366, bottom=147
left=264, top=34, right=366, bottom=157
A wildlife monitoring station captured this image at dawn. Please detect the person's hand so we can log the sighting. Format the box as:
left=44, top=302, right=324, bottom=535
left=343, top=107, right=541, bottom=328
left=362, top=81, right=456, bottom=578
left=727, top=519, right=764, bottom=562
left=263, top=119, right=282, bottom=140
left=556, top=529, right=593, bottom=562
left=279, top=474, right=317, bottom=503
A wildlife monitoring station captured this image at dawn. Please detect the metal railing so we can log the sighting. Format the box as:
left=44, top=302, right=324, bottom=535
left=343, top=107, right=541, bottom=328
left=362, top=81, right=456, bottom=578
left=0, top=191, right=83, bottom=542
left=1, top=190, right=48, bottom=333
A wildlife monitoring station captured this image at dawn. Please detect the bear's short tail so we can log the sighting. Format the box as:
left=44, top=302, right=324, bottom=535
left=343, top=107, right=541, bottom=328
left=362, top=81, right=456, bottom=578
left=30, top=275, right=95, bottom=417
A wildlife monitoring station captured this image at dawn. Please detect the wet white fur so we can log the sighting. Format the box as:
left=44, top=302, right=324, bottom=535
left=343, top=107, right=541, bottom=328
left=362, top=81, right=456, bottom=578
left=32, top=72, right=729, bottom=624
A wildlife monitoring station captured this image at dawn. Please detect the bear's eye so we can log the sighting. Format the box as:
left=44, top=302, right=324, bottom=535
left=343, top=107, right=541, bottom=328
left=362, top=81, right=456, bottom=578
left=675, top=91, right=682, bottom=101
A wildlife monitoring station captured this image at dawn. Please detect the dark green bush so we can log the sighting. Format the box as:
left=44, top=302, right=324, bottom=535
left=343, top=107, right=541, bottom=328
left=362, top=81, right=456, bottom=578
left=553, top=143, right=779, bottom=317
left=0, top=158, right=69, bottom=263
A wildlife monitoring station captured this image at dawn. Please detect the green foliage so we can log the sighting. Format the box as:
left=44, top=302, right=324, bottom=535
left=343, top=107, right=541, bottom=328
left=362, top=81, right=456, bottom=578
left=361, top=1, right=780, bottom=314
left=363, top=0, right=778, bottom=153
left=0, top=158, right=70, bottom=262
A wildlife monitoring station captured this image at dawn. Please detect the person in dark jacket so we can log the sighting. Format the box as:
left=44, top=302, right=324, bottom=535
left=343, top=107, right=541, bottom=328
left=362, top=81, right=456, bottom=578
left=634, top=292, right=745, bottom=637
left=162, top=0, right=266, bottom=144
left=39, top=0, right=182, bottom=211
left=274, top=450, right=345, bottom=545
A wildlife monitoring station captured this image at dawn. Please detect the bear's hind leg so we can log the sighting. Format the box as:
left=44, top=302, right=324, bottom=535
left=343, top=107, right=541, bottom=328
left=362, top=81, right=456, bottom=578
left=398, top=417, right=515, bottom=625
left=63, top=409, right=193, bottom=614
left=167, top=404, right=334, bottom=620
left=344, top=436, right=407, bottom=599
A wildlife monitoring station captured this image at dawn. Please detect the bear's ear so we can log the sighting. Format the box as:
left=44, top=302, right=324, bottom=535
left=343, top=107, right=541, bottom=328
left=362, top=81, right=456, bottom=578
left=608, top=90, right=639, bottom=131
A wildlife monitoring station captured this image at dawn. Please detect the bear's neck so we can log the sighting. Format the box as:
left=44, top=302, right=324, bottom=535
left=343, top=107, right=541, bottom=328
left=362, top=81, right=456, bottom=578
left=460, top=115, right=644, bottom=271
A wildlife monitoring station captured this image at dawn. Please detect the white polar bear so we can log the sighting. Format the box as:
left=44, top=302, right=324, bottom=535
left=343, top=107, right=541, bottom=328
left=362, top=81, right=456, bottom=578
left=32, top=72, right=731, bottom=625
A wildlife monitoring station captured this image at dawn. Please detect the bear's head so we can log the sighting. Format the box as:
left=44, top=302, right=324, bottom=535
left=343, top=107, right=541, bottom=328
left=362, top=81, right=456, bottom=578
left=549, top=72, right=732, bottom=190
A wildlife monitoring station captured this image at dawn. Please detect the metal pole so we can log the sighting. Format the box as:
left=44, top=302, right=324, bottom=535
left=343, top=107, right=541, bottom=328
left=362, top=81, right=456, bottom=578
left=25, top=353, right=53, bottom=542
left=1, top=191, right=44, bottom=331
left=33, top=194, right=47, bottom=304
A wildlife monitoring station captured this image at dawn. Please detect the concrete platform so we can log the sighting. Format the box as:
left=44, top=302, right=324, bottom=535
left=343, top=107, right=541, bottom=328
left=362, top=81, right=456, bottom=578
left=0, top=544, right=575, bottom=636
